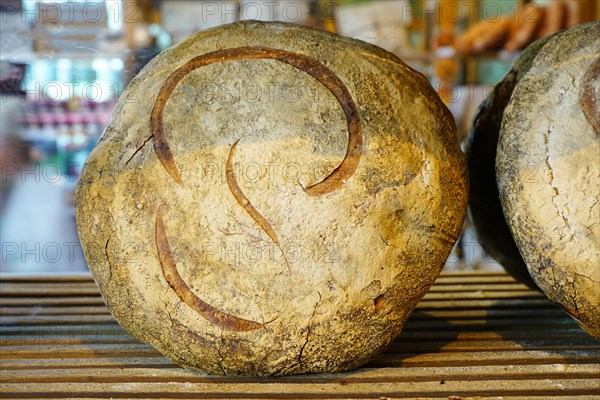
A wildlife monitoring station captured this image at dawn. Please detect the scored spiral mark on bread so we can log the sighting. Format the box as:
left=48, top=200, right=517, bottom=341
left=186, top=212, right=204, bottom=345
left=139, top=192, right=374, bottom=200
left=581, top=56, right=600, bottom=135
left=155, top=206, right=265, bottom=331
left=226, top=139, right=290, bottom=271
left=151, top=47, right=362, bottom=329
left=150, top=46, right=363, bottom=191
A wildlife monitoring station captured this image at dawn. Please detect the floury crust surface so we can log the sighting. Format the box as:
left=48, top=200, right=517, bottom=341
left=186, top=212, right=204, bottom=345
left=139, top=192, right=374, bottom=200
left=465, top=34, right=556, bottom=290
left=75, top=21, right=468, bottom=375
left=497, top=22, right=600, bottom=340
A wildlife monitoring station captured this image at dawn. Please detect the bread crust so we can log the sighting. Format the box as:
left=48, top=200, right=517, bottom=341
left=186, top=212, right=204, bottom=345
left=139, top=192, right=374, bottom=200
left=497, top=22, right=600, bottom=339
left=75, top=21, right=468, bottom=375
left=466, top=34, right=556, bottom=289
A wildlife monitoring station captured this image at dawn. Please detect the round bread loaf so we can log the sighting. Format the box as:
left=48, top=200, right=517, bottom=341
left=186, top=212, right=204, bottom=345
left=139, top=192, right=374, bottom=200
left=75, top=21, right=468, bottom=375
left=497, top=22, right=600, bottom=339
left=465, top=35, right=556, bottom=289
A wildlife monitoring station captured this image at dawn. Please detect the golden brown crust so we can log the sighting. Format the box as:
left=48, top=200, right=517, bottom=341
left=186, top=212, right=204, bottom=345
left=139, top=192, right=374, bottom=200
left=497, top=22, right=600, bottom=340
left=76, top=21, right=467, bottom=375
left=466, top=33, right=557, bottom=290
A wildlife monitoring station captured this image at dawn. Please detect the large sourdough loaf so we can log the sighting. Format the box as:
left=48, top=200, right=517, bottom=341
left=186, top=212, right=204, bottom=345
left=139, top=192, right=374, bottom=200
left=465, top=34, right=556, bottom=289
left=497, top=22, right=600, bottom=339
left=75, top=21, right=468, bottom=375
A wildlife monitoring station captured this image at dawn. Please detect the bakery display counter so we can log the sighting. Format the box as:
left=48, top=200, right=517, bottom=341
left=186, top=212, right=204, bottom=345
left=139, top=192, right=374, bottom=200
left=1, top=271, right=599, bottom=399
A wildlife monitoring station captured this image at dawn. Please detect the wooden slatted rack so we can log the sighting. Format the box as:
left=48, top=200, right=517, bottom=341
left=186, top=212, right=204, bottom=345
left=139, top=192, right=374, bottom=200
left=1, top=271, right=599, bottom=399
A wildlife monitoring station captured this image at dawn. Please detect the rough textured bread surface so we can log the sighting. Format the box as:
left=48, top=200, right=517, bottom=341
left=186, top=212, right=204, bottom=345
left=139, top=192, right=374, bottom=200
left=497, top=22, right=600, bottom=340
left=75, top=21, right=468, bottom=375
left=466, top=35, right=556, bottom=290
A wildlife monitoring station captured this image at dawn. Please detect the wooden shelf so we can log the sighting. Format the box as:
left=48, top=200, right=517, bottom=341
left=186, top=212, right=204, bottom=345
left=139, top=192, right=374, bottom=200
left=1, top=271, right=599, bottom=398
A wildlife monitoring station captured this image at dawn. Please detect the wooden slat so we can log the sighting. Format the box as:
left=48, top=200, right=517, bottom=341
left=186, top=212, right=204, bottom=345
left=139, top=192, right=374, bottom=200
left=2, top=340, right=598, bottom=357
left=0, top=296, right=105, bottom=306
left=427, top=283, right=532, bottom=291
left=1, top=272, right=598, bottom=399
left=1, top=378, right=599, bottom=398
left=433, top=274, right=519, bottom=284
left=0, top=343, right=160, bottom=359
left=0, top=306, right=111, bottom=315
left=398, top=329, right=596, bottom=342
left=0, top=284, right=101, bottom=297
left=0, top=315, right=119, bottom=325
left=0, top=324, right=126, bottom=335
left=0, top=273, right=93, bottom=282
left=415, top=298, right=557, bottom=309
left=421, top=290, right=545, bottom=300
left=4, top=397, right=597, bottom=400
left=1, top=364, right=598, bottom=383
left=0, top=357, right=177, bottom=370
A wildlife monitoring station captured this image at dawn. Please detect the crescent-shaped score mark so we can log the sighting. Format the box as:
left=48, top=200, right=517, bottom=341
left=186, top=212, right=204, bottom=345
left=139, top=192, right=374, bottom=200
left=226, top=140, right=281, bottom=247
left=155, top=206, right=264, bottom=331
left=581, top=56, right=600, bottom=135
left=150, top=46, right=363, bottom=194
left=226, top=139, right=290, bottom=270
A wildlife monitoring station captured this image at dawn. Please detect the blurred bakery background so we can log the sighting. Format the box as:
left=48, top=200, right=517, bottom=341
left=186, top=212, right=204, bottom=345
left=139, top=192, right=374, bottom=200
left=1, top=0, right=598, bottom=274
